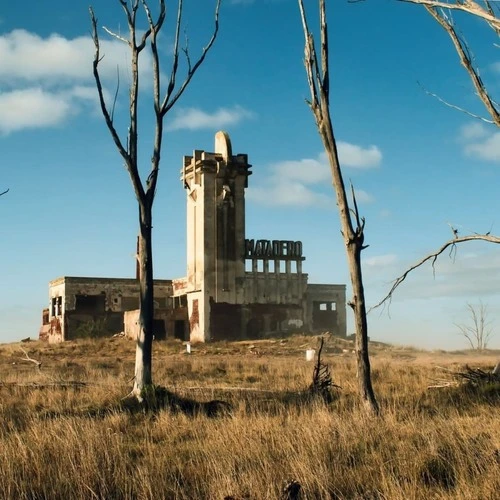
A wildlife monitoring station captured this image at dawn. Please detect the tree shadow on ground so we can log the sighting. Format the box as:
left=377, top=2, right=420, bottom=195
left=120, top=385, right=234, bottom=417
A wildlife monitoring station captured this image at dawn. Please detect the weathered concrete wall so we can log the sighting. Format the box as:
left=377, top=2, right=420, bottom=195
left=182, top=131, right=252, bottom=341
left=42, top=277, right=173, bottom=342
left=305, top=283, right=347, bottom=337
left=209, top=301, right=305, bottom=341
left=124, top=309, right=170, bottom=340
left=241, top=271, right=307, bottom=305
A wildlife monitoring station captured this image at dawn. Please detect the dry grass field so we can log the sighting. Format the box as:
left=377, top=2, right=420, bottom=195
left=0, top=335, right=498, bottom=499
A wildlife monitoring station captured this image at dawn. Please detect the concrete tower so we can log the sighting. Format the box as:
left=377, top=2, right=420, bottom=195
left=181, top=131, right=251, bottom=341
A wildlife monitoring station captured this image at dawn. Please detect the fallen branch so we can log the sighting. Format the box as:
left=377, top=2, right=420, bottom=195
left=19, top=348, right=42, bottom=370
left=427, top=364, right=500, bottom=389
left=0, top=381, right=87, bottom=389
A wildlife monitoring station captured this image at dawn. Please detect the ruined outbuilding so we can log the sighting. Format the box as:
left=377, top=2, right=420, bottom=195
left=40, top=132, right=346, bottom=343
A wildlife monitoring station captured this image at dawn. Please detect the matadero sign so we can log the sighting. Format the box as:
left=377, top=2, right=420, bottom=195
left=244, top=239, right=305, bottom=260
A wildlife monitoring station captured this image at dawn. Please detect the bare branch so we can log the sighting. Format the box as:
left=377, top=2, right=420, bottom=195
left=398, top=0, right=500, bottom=31
left=19, top=348, right=42, bottom=370
left=398, top=1, right=500, bottom=125
left=89, top=9, right=128, bottom=162
left=161, top=0, right=221, bottom=115
left=89, top=6, right=145, bottom=202
left=141, top=0, right=166, bottom=203
left=0, top=188, right=9, bottom=197
left=102, top=25, right=130, bottom=45
left=423, top=5, right=500, bottom=126
left=298, top=0, right=320, bottom=109
left=111, top=65, right=120, bottom=122
left=373, top=232, right=500, bottom=310
left=163, top=0, right=183, bottom=109
left=418, top=81, right=495, bottom=124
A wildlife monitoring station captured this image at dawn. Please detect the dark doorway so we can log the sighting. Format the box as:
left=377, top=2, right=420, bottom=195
left=75, top=294, right=105, bottom=314
left=153, top=319, right=166, bottom=340
left=246, top=317, right=263, bottom=339
left=174, top=320, right=186, bottom=340
left=312, top=301, right=338, bottom=331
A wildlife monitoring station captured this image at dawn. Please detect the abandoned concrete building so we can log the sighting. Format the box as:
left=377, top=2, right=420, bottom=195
left=39, top=132, right=346, bottom=343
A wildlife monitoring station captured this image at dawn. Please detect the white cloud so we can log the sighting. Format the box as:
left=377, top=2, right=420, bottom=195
left=248, top=180, right=333, bottom=208
left=354, top=189, right=374, bottom=204
left=271, top=143, right=381, bottom=186
left=464, top=132, right=500, bottom=162
left=167, top=105, right=254, bottom=131
left=460, top=122, right=490, bottom=140
left=0, top=88, right=71, bottom=134
left=0, top=29, right=151, bottom=84
left=0, top=85, right=109, bottom=134
left=363, top=254, right=398, bottom=268
left=459, top=121, right=500, bottom=162
left=337, top=141, right=382, bottom=168
left=273, top=152, right=330, bottom=184
left=0, top=29, right=154, bottom=133
left=248, top=147, right=378, bottom=208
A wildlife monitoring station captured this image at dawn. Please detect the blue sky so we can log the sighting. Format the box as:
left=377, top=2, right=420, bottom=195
left=1, top=0, right=500, bottom=349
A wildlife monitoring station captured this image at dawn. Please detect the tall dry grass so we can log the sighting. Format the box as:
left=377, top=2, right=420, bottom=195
left=0, top=337, right=498, bottom=499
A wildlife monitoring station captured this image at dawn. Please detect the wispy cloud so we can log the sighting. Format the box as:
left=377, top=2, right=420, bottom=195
left=459, top=121, right=500, bottom=162
left=248, top=181, right=334, bottom=208
left=248, top=146, right=379, bottom=208
left=460, top=122, right=490, bottom=141
left=0, top=85, right=109, bottom=135
left=0, top=88, right=71, bottom=134
left=464, top=132, right=500, bottom=162
left=167, top=105, right=254, bottom=131
left=363, top=254, right=398, bottom=268
left=337, top=142, right=382, bottom=168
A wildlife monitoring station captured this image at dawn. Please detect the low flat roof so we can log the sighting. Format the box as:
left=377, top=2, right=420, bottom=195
left=49, top=276, right=174, bottom=286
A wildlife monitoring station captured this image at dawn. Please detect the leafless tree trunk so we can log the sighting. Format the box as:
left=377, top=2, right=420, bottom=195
left=455, top=301, right=493, bottom=350
left=90, top=0, right=220, bottom=399
left=297, top=0, right=379, bottom=414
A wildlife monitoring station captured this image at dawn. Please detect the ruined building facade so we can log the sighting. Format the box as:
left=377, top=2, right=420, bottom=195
left=40, top=132, right=346, bottom=343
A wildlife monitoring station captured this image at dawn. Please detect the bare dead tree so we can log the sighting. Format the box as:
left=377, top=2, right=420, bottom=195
left=297, top=0, right=379, bottom=414
left=90, top=0, right=220, bottom=399
left=309, top=336, right=340, bottom=403
left=456, top=300, right=494, bottom=350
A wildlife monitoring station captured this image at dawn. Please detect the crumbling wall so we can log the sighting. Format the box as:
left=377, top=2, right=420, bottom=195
left=209, top=301, right=305, bottom=341
left=242, top=271, right=307, bottom=305
left=124, top=309, right=169, bottom=340
left=42, top=277, right=174, bottom=342
left=305, top=283, right=347, bottom=337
